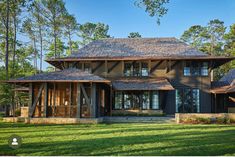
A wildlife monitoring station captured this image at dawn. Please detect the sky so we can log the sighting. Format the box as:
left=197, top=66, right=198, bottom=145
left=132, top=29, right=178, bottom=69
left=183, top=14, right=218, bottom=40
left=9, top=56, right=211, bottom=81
left=65, top=0, right=235, bottom=38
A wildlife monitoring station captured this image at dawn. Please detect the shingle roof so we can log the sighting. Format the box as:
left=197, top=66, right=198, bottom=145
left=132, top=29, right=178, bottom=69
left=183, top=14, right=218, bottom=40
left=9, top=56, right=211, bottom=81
left=211, top=69, right=235, bottom=94
left=112, top=78, right=174, bottom=91
left=69, top=38, right=208, bottom=58
left=220, top=69, right=235, bottom=84
left=8, top=68, right=110, bottom=83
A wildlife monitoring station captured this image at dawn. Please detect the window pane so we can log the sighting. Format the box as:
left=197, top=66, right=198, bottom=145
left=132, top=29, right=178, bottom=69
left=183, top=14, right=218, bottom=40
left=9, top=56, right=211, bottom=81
left=133, top=62, right=140, bottom=76
left=176, top=89, right=184, bottom=112
left=184, top=62, right=191, bottom=76
left=124, top=63, right=132, bottom=76
left=84, top=63, right=91, bottom=73
left=184, top=89, right=192, bottom=112
left=124, top=93, right=132, bottom=109
left=201, top=62, right=208, bottom=76
left=132, top=93, right=140, bottom=109
left=192, top=62, right=200, bottom=76
left=142, top=92, right=150, bottom=109
left=141, top=63, right=149, bottom=76
left=114, top=92, right=122, bottom=109
left=151, top=91, right=159, bottom=109
left=192, top=89, right=200, bottom=112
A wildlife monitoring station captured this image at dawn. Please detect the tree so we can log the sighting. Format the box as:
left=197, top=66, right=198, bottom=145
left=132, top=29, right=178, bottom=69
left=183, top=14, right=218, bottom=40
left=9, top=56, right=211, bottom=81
left=46, top=38, right=66, bottom=58
left=63, top=13, right=78, bottom=55
left=78, top=22, right=110, bottom=46
left=180, top=25, right=205, bottom=49
left=128, top=32, right=142, bottom=38
left=22, top=18, right=38, bottom=73
left=30, top=0, right=46, bottom=72
left=135, top=0, right=169, bottom=25
left=41, top=0, right=67, bottom=58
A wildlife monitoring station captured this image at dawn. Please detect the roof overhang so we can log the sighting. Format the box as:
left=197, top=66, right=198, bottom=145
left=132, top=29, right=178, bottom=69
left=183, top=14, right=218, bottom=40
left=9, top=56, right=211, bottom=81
left=112, top=78, right=174, bottom=91
left=45, top=56, right=235, bottom=69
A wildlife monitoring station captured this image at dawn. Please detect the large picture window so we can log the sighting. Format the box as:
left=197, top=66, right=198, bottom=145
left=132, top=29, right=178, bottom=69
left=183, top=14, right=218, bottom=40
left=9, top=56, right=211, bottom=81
left=113, top=91, right=159, bottom=110
left=176, top=88, right=200, bottom=113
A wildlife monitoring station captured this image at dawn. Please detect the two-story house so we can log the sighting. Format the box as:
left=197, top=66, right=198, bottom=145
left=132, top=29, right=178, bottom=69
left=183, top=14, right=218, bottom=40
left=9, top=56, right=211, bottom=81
left=9, top=38, right=234, bottom=119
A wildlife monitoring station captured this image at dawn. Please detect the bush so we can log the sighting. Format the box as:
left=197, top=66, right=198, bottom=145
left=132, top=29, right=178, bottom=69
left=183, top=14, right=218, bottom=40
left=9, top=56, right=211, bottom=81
left=195, top=117, right=211, bottom=124
left=15, top=109, right=21, bottom=117
left=216, top=117, right=226, bottom=124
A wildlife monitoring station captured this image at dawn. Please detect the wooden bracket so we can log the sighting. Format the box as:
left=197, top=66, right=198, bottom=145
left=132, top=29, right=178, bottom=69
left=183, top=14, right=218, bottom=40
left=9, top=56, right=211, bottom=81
left=30, top=83, right=44, bottom=117
left=81, top=84, right=91, bottom=106
left=150, top=60, right=163, bottom=73
left=108, top=62, right=119, bottom=73
left=167, top=61, right=179, bottom=73
left=92, top=62, right=104, bottom=73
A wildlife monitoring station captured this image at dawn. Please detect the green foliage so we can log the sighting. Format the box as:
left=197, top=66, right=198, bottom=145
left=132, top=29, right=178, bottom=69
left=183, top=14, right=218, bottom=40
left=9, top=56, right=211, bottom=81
left=78, top=22, right=110, bottom=46
left=128, top=32, right=142, bottom=38
left=135, top=0, right=169, bottom=25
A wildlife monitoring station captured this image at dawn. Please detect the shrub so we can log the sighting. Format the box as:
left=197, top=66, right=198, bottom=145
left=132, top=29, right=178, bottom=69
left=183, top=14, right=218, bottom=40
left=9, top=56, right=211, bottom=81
left=216, top=117, right=226, bottom=124
left=15, top=109, right=21, bottom=117
left=195, top=117, right=211, bottom=124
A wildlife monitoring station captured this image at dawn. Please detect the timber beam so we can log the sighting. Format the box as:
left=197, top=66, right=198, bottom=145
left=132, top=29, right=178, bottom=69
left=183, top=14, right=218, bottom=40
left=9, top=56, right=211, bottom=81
left=150, top=60, right=163, bottom=73
left=92, top=62, right=104, bottom=73
left=80, top=84, right=91, bottom=106
left=30, top=83, right=44, bottom=117
left=108, top=62, right=119, bottom=73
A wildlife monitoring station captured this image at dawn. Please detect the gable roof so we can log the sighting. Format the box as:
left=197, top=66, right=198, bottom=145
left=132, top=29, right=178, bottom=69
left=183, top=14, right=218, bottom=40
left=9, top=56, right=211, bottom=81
left=8, top=68, right=110, bottom=83
left=69, top=38, right=207, bottom=58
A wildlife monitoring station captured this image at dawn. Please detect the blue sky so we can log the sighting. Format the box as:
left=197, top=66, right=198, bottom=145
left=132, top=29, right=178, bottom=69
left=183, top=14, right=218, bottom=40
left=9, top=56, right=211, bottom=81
left=65, top=0, right=235, bottom=38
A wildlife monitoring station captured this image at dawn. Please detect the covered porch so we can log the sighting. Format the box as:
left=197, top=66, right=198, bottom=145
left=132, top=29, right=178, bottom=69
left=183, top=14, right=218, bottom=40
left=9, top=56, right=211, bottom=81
left=8, top=69, right=111, bottom=119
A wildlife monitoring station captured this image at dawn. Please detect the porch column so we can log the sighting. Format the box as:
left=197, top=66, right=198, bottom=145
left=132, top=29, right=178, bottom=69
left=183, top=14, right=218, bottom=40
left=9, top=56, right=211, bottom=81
left=44, top=83, right=48, bottom=117
left=91, top=83, right=97, bottom=118
left=28, top=83, right=33, bottom=117
left=77, top=83, right=81, bottom=118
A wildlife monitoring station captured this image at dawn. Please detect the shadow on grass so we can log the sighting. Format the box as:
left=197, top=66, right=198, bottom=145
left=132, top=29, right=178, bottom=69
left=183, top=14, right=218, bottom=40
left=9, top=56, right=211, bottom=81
left=0, top=127, right=235, bottom=156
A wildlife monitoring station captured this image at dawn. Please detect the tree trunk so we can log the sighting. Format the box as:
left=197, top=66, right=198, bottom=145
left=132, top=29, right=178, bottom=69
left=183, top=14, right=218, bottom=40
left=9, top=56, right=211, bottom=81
left=39, top=26, right=43, bottom=73
left=12, top=15, right=17, bottom=78
left=5, top=0, right=9, bottom=80
left=33, top=38, right=37, bottom=74
left=69, top=32, right=72, bottom=55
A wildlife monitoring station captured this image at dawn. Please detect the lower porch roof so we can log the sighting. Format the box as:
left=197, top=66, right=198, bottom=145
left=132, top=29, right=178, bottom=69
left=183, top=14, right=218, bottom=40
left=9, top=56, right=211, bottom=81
left=8, top=68, right=110, bottom=83
left=112, top=78, right=174, bottom=91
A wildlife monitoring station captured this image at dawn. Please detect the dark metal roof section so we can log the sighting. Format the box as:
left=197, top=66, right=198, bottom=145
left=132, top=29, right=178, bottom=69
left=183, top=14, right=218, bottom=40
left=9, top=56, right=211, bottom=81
left=112, top=78, right=174, bottom=91
left=8, top=68, right=110, bottom=83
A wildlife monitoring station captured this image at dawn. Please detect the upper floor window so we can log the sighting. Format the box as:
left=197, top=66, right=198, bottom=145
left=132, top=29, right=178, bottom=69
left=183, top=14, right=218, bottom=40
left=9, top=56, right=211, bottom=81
left=124, top=62, right=149, bottom=77
left=201, top=62, right=208, bottom=76
left=183, top=62, right=191, bottom=76
left=84, top=63, right=91, bottom=73
left=183, top=62, right=209, bottom=76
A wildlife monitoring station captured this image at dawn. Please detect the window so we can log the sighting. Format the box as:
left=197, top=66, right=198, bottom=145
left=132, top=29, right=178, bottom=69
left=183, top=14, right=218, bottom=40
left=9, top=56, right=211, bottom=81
left=191, top=62, right=200, bottom=76
left=124, top=62, right=149, bottom=76
left=124, top=93, right=132, bottom=109
left=133, top=62, right=140, bottom=76
left=141, top=63, right=149, bottom=76
left=124, top=63, right=132, bottom=76
left=142, top=92, right=150, bottom=109
left=151, top=91, right=159, bottom=109
left=201, top=62, right=208, bottom=76
left=84, top=63, right=91, bottom=73
left=114, top=92, right=122, bottom=109
left=175, top=88, right=200, bottom=113
left=183, top=62, right=191, bottom=76
left=132, top=93, right=140, bottom=109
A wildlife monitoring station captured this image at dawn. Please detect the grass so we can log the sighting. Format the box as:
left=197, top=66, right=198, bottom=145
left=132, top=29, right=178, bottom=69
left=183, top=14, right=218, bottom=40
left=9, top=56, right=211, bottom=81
left=0, top=122, right=235, bottom=156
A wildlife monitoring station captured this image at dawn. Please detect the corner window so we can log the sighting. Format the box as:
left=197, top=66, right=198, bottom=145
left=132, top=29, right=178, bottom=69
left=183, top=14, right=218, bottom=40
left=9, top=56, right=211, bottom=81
left=192, top=62, right=200, bottom=76
left=201, top=62, right=208, bottom=76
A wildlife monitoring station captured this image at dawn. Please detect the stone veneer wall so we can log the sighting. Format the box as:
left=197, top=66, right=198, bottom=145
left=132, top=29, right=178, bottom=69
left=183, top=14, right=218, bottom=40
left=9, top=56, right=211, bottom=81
left=21, top=107, right=29, bottom=117
left=175, top=113, right=235, bottom=123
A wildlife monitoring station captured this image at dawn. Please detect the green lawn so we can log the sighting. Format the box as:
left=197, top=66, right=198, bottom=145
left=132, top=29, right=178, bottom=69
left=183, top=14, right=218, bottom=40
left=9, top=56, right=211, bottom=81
left=0, top=122, right=235, bottom=156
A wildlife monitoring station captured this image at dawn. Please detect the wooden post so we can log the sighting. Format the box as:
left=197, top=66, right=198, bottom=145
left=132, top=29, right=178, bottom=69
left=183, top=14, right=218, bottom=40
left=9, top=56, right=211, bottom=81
left=44, top=83, right=48, bottom=117
left=77, top=83, right=81, bottom=118
left=121, top=60, right=124, bottom=76
left=53, top=83, right=56, bottom=117
left=28, top=83, right=33, bottom=117
left=215, top=94, right=217, bottom=113
left=91, top=83, right=97, bottom=118
left=69, top=82, right=72, bottom=117
left=105, top=60, right=108, bottom=77
left=110, top=85, right=113, bottom=116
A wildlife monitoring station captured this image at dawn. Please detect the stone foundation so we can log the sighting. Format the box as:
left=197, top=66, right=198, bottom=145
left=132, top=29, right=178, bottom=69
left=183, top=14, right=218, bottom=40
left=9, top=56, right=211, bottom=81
left=20, top=107, right=29, bottom=117
left=175, top=113, right=235, bottom=123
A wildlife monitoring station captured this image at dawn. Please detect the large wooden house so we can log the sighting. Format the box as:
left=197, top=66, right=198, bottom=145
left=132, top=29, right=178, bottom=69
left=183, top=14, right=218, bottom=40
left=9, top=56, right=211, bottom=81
left=9, top=38, right=234, bottom=119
